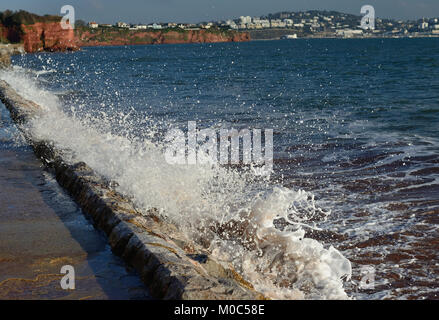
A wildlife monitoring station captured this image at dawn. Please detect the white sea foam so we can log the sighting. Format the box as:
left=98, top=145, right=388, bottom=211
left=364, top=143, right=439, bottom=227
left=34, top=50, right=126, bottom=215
left=0, top=66, right=352, bottom=300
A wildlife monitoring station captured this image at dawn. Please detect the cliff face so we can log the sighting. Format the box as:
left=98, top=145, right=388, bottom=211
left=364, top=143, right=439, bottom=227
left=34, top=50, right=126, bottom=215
left=21, top=22, right=79, bottom=52
left=76, top=28, right=250, bottom=47
left=1, top=23, right=249, bottom=53
left=1, top=10, right=249, bottom=53
left=1, top=22, right=78, bottom=52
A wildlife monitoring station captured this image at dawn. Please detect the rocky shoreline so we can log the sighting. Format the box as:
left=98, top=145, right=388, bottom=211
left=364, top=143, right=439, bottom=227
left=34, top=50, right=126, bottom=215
left=0, top=79, right=265, bottom=300
left=76, top=28, right=250, bottom=48
left=0, top=44, right=24, bottom=68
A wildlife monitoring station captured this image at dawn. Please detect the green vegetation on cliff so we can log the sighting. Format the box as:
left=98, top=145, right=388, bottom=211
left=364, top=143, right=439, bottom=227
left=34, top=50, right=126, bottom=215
left=0, top=10, right=59, bottom=26
left=0, top=10, right=60, bottom=44
left=0, top=9, right=249, bottom=48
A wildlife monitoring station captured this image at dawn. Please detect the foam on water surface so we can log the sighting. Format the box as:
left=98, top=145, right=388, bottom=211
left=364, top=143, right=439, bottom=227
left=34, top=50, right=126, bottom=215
left=1, top=65, right=352, bottom=300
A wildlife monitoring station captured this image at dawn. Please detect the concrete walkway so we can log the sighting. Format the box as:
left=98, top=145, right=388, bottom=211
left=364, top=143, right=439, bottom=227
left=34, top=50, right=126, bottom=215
left=0, top=102, right=150, bottom=300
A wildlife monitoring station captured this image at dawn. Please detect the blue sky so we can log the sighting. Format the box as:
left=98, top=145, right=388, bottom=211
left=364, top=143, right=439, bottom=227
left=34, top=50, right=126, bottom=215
left=1, top=0, right=438, bottom=23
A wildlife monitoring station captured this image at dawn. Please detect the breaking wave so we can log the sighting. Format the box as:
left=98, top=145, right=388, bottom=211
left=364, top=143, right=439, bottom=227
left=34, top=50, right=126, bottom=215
left=0, top=66, right=352, bottom=300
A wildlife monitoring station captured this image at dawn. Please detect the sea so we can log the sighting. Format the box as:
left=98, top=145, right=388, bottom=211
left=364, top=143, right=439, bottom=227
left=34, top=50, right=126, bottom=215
left=1, top=38, right=438, bottom=300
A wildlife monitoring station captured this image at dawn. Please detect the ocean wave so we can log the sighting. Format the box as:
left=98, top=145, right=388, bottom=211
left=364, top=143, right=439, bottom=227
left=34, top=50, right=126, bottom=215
left=0, top=65, right=352, bottom=300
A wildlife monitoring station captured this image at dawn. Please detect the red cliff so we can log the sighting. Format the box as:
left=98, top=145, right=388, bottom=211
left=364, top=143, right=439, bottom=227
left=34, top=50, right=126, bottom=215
left=21, top=22, right=79, bottom=52
left=1, top=23, right=249, bottom=53
left=76, top=28, right=250, bottom=48
left=1, top=10, right=249, bottom=53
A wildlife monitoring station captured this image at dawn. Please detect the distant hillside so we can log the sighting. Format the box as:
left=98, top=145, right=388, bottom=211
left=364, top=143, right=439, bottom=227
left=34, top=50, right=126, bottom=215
left=75, top=27, right=249, bottom=47
left=238, top=9, right=437, bottom=39
left=0, top=10, right=61, bottom=44
left=0, top=10, right=250, bottom=52
left=264, top=10, right=361, bottom=20
left=0, top=10, right=59, bottom=26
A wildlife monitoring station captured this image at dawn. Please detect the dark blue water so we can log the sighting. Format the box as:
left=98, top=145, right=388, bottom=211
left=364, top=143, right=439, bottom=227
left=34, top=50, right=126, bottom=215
left=9, top=38, right=439, bottom=299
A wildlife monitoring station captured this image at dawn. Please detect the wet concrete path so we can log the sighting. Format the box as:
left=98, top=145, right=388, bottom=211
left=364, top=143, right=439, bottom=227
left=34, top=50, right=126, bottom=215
left=0, top=102, right=151, bottom=299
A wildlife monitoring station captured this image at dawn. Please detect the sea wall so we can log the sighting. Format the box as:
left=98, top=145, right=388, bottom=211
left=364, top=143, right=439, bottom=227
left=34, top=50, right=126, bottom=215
left=0, top=79, right=264, bottom=300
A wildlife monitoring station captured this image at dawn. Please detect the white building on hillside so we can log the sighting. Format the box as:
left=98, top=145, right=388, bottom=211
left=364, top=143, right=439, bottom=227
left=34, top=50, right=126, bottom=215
left=117, top=22, right=129, bottom=28
left=240, top=16, right=252, bottom=24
